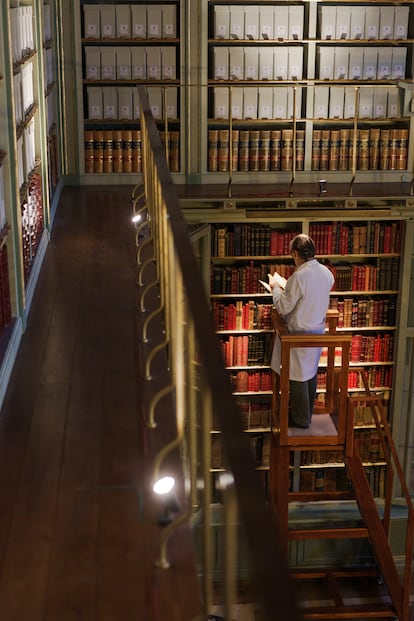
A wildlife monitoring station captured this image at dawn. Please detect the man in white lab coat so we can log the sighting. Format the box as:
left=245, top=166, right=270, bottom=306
left=268, top=234, right=334, bottom=429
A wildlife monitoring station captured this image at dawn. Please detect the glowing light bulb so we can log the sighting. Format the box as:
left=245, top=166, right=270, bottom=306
left=153, top=476, right=175, bottom=495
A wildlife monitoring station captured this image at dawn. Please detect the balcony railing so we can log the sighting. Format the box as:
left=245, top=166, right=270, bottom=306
left=133, top=85, right=300, bottom=621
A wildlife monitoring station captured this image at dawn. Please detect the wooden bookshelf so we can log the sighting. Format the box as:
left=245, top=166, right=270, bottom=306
left=78, top=2, right=181, bottom=178
left=205, top=1, right=414, bottom=183
left=182, top=209, right=411, bottom=500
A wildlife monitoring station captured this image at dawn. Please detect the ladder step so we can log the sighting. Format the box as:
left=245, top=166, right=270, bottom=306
left=289, top=526, right=370, bottom=540
left=290, top=568, right=396, bottom=620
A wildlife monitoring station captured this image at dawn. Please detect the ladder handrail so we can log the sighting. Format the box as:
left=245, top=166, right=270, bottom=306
left=348, top=369, right=414, bottom=621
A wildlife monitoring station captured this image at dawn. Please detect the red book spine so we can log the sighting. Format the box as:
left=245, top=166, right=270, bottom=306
left=382, top=224, right=392, bottom=253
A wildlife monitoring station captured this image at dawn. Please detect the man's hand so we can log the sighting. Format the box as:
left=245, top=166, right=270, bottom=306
left=268, top=272, right=287, bottom=290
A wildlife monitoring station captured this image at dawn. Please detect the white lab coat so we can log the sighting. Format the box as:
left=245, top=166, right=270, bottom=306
left=271, top=259, right=334, bottom=381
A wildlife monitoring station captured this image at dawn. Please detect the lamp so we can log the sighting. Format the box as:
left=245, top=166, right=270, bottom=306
left=152, top=476, right=181, bottom=527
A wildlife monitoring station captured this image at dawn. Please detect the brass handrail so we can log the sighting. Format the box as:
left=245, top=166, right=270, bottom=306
left=136, top=85, right=300, bottom=621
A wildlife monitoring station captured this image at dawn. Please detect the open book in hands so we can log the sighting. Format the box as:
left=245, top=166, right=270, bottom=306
left=259, top=272, right=287, bottom=292
left=268, top=272, right=287, bottom=290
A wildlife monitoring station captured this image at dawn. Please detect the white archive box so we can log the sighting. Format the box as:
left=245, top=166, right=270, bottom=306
left=131, top=5, right=146, bottom=38
left=162, top=5, right=177, bottom=38
left=273, top=86, right=288, bottom=118
left=244, top=6, right=259, bottom=39
left=161, top=47, right=176, bottom=80
left=288, top=46, right=303, bottom=80
left=230, top=87, right=243, bottom=119
left=100, top=5, right=116, bottom=39
left=364, top=5, right=380, bottom=40
left=258, top=87, right=273, bottom=119
left=259, top=6, right=274, bottom=40
left=116, top=5, right=131, bottom=38
left=116, top=48, right=132, bottom=80
left=274, top=47, right=288, bottom=80
left=165, top=87, right=178, bottom=119
left=289, top=5, right=304, bottom=40
left=335, top=6, right=350, bottom=39
left=214, top=6, right=229, bottom=39
left=344, top=87, right=357, bottom=118
left=148, top=87, right=163, bottom=119
left=214, top=47, right=229, bottom=80
left=329, top=86, right=344, bottom=118
left=229, top=6, right=244, bottom=40
left=229, top=47, right=244, bottom=80
left=377, top=48, right=393, bottom=79
left=287, top=87, right=302, bottom=119
left=244, top=47, right=259, bottom=80
left=9, top=8, right=19, bottom=63
left=379, top=6, right=394, bottom=40
left=313, top=86, right=329, bottom=119
left=319, top=6, right=336, bottom=40
left=85, top=47, right=101, bottom=80
left=83, top=5, right=100, bottom=38
left=318, top=47, right=334, bottom=79
left=13, top=73, right=22, bottom=125
left=118, top=87, right=133, bottom=120
left=147, top=47, right=161, bottom=80
left=350, top=6, right=365, bottom=40
left=362, top=47, right=378, bottom=80
left=274, top=5, right=289, bottom=40
left=131, top=47, right=146, bottom=80
left=102, top=86, right=118, bottom=119
left=334, top=47, right=349, bottom=79
left=387, top=88, right=400, bottom=117
left=259, top=48, right=273, bottom=80
left=21, top=63, right=33, bottom=113
left=24, top=5, right=34, bottom=51
left=348, top=48, right=363, bottom=79
left=243, top=87, right=258, bottom=119
left=373, top=88, right=387, bottom=119
left=391, top=48, right=407, bottom=79
left=101, top=47, right=116, bottom=80
left=213, top=87, right=229, bottom=119
left=359, top=87, right=374, bottom=118
left=147, top=5, right=162, bottom=38
left=394, top=6, right=409, bottom=39
left=87, top=86, right=103, bottom=119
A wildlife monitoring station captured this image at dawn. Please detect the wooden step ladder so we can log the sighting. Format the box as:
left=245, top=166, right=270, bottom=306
left=269, top=310, right=414, bottom=621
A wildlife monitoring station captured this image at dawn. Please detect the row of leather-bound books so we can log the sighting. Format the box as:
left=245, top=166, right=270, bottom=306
left=208, top=128, right=304, bottom=172
left=312, top=127, right=409, bottom=172
left=207, top=126, right=409, bottom=173
left=84, top=129, right=180, bottom=173
left=21, top=173, right=43, bottom=283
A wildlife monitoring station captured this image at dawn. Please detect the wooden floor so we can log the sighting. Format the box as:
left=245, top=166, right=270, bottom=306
left=0, top=186, right=200, bottom=621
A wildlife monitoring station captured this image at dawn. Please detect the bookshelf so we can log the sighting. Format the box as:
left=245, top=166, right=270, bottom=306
left=69, top=0, right=414, bottom=186
left=205, top=0, right=414, bottom=183
left=0, top=0, right=64, bottom=408
left=77, top=1, right=181, bottom=181
left=191, top=211, right=408, bottom=499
